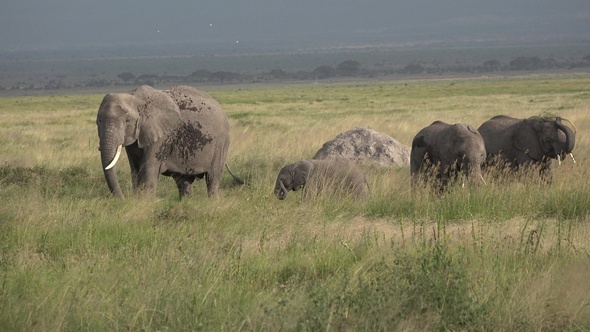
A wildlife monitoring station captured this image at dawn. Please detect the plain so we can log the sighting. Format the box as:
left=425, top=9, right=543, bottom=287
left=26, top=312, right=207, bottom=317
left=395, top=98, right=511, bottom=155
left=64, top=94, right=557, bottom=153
left=0, top=74, right=590, bottom=331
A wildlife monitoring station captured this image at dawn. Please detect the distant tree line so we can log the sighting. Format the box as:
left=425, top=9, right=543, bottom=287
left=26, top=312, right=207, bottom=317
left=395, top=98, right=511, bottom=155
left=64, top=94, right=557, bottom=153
left=3, top=55, right=590, bottom=92
left=115, top=55, right=590, bottom=86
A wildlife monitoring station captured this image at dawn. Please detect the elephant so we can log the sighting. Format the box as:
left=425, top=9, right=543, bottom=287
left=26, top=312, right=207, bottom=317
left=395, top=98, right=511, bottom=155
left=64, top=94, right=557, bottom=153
left=411, top=121, right=487, bottom=190
left=97, top=85, right=240, bottom=198
left=274, top=159, right=370, bottom=201
left=477, top=115, right=576, bottom=178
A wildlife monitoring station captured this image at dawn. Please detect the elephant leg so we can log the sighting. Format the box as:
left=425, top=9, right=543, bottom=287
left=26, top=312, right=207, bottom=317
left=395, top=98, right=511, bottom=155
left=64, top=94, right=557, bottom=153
left=437, top=167, right=451, bottom=192
left=205, top=170, right=222, bottom=197
left=173, top=175, right=196, bottom=198
left=410, top=168, right=422, bottom=188
left=128, top=157, right=141, bottom=191
left=538, top=159, right=554, bottom=184
left=137, top=159, right=160, bottom=195
left=205, top=146, right=229, bottom=197
left=125, top=143, right=143, bottom=191
left=410, top=148, right=425, bottom=187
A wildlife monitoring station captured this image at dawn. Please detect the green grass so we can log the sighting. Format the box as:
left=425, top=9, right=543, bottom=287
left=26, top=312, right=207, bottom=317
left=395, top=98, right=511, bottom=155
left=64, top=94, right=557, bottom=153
left=1, top=75, right=590, bottom=331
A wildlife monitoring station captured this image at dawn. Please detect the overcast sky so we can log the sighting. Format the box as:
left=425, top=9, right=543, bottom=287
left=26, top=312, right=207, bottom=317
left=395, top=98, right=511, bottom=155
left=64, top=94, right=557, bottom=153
left=2, top=1, right=589, bottom=53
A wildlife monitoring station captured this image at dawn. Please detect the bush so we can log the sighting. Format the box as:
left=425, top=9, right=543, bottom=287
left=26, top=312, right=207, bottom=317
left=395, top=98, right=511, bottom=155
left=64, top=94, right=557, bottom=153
left=312, top=65, right=336, bottom=79
left=402, top=64, right=424, bottom=74
left=509, top=57, right=541, bottom=70
left=337, top=60, right=361, bottom=76
left=482, top=60, right=501, bottom=71
left=117, top=72, right=136, bottom=83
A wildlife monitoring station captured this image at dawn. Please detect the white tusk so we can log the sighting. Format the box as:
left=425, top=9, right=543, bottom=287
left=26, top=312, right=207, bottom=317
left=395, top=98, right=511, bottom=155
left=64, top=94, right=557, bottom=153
left=105, top=145, right=122, bottom=170
left=557, top=154, right=561, bottom=165
left=479, top=174, right=487, bottom=185
left=570, top=153, right=576, bottom=165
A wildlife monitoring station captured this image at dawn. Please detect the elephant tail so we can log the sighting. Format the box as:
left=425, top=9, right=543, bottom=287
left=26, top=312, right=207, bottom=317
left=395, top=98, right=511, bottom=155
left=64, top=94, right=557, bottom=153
left=225, top=164, right=245, bottom=185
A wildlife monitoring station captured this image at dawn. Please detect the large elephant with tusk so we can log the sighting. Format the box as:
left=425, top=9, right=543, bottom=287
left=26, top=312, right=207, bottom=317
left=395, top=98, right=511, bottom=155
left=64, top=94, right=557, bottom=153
left=477, top=115, right=576, bottom=179
left=96, top=85, right=236, bottom=198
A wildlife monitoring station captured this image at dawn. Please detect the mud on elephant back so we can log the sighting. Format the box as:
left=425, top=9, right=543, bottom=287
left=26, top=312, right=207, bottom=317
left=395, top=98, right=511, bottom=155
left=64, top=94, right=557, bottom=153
left=477, top=115, right=576, bottom=181
left=96, top=85, right=242, bottom=199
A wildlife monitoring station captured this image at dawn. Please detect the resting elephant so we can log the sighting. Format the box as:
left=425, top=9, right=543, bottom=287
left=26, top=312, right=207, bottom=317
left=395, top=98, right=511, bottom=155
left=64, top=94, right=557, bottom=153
left=97, top=85, right=239, bottom=198
left=274, top=159, right=370, bottom=200
left=411, top=121, right=487, bottom=190
left=477, top=115, right=576, bottom=177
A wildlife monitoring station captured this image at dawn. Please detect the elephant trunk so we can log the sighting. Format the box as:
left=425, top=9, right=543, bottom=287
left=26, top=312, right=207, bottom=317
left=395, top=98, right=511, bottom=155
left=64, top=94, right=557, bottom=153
left=462, top=159, right=486, bottom=187
left=100, top=140, right=124, bottom=198
left=275, top=181, right=288, bottom=200
left=555, top=118, right=575, bottom=155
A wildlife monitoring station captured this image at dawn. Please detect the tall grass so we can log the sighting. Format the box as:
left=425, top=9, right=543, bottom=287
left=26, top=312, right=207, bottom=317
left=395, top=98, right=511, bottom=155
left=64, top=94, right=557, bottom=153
left=0, top=75, right=589, bottom=330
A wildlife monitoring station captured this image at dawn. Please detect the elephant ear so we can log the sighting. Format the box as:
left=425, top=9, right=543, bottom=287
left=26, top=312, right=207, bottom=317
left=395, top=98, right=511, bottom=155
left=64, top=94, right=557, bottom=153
left=121, top=103, right=141, bottom=143
left=513, top=119, right=545, bottom=161
left=293, top=160, right=313, bottom=190
left=132, top=86, right=182, bottom=149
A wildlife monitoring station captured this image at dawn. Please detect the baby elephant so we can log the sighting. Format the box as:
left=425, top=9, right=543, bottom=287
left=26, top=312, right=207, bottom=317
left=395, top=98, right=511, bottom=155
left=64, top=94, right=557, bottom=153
left=274, top=159, right=370, bottom=200
left=411, top=121, right=487, bottom=190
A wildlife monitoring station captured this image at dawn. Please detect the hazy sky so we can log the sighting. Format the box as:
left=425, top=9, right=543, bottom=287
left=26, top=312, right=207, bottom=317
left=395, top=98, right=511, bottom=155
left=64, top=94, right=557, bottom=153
left=2, top=1, right=589, bottom=52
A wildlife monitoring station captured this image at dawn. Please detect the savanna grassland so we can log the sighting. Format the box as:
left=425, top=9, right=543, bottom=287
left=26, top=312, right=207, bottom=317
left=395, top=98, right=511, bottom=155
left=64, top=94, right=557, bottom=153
left=1, top=74, right=590, bottom=331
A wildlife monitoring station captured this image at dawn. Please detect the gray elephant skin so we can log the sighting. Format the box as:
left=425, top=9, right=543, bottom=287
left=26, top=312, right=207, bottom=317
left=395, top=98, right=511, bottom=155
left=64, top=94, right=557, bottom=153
left=274, top=159, right=370, bottom=200
left=411, top=121, right=487, bottom=189
left=97, top=85, right=232, bottom=198
left=477, top=115, right=575, bottom=176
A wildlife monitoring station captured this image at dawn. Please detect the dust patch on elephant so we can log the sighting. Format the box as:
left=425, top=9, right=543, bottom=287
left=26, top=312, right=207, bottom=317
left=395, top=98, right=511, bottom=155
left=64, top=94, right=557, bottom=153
left=165, top=89, right=213, bottom=113
left=156, top=122, right=213, bottom=162
left=175, top=97, right=211, bottom=113
left=136, top=98, right=153, bottom=116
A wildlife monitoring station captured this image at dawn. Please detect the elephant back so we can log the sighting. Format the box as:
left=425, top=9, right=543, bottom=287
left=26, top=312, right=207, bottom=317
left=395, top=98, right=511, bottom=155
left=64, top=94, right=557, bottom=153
left=477, top=115, right=521, bottom=156
left=130, top=85, right=179, bottom=115
left=166, top=86, right=228, bottom=130
left=478, top=115, right=519, bottom=138
left=165, top=86, right=221, bottom=113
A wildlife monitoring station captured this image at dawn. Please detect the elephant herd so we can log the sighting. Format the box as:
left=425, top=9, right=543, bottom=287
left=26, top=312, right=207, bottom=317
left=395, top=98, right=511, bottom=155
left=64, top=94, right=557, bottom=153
left=96, top=85, right=576, bottom=200
left=410, top=115, right=576, bottom=191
